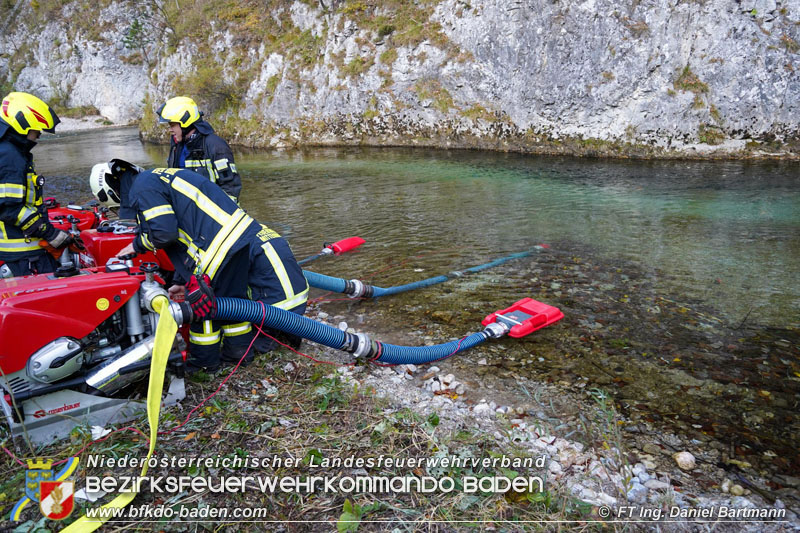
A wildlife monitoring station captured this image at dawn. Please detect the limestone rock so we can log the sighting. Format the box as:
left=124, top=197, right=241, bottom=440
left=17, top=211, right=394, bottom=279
left=1, top=0, right=796, bottom=154
left=673, top=451, right=696, bottom=471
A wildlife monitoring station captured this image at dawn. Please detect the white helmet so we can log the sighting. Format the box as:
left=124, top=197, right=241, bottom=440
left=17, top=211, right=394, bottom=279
left=89, top=159, right=142, bottom=207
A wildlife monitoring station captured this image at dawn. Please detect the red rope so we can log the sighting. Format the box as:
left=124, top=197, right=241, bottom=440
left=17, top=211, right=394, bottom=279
left=7, top=306, right=269, bottom=468
left=159, top=303, right=267, bottom=436
left=5, top=302, right=466, bottom=470
left=2, top=444, right=24, bottom=466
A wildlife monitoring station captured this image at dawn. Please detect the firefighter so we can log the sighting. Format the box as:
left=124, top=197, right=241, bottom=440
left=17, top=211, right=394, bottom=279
left=94, top=164, right=307, bottom=373
left=248, top=223, right=309, bottom=353
left=156, top=96, right=242, bottom=201
left=89, top=158, right=141, bottom=219
left=0, top=92, right=71, bottom=277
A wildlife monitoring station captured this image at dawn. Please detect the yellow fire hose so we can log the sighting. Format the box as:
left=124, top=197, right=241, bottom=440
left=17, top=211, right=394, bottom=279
left=63, top=295, right=177, bottom=531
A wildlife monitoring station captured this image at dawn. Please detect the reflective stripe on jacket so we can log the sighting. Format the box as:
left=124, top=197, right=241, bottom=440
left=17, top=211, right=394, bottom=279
left=248, top=224, right=309, bottom=311
left=166, top=120, right=242, bottom=200
left=0, top=123, right=49, bottom=261
left=130, top=168, right=256, bottom=285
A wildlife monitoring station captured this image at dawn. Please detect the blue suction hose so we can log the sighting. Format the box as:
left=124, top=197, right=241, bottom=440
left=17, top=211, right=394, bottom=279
left=303, top=246, right=547, bottom=299
left=214, top=297, right=500, bottom=365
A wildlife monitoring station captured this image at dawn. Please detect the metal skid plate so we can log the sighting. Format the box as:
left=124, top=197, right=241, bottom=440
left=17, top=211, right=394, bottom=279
left=1, top=376, right=185, bottom=446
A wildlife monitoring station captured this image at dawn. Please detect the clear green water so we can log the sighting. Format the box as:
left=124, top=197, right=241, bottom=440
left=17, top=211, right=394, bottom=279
left=34, top=127, right=800, bottom=478
left=38, top=127, right=800, bottom=328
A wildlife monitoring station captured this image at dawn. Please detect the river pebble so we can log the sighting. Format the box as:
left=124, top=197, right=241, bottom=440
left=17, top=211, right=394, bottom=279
left=473, top=403, right=493, bottom=416
left=730, top=484, right=745, bottom=496
left=316, top=317, right=795, bottom=529
left=626, top=481, right=648, bottom=504
left=644, top=479, right=670, bottom=490
left=673, top=451, right=696, bottom=470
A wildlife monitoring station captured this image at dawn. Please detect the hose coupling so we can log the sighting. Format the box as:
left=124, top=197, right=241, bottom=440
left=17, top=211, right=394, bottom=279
left=344, top=279, right=374, bottom=299
left=141, top=283, right=169, bottom=313
left=353, top=332, right=379, bottom=359
left=169, top=301, right=193, bottom=326
left=484, top=322, right=510, bottom=339
left=342, top=331, right=379, bottom=358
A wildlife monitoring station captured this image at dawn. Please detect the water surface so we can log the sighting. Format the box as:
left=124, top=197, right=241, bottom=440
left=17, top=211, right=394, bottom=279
left=35, top=127, right=800, bottom=479
left=38, top=127, right=800, bottom=328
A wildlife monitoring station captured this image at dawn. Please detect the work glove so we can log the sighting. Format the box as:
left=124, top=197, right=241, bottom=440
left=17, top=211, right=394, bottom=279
left=69, top=235, right=86, bottom=253
left=186, top=274, right=216, bottom=321
left=38, top=229, right=74, bottom=260
left=45, top=228, right=72, bottom=249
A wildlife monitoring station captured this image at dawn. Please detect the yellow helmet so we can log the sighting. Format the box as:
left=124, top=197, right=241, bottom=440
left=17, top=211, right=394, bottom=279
left=0, top=92, right=60, bottom=135
left=156, top=96, right=200, bottom=128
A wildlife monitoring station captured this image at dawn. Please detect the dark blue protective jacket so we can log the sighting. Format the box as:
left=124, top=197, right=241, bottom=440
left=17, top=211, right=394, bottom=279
left=0, top=121, right=57, bottom=261
left=248, top=223, right=309, bottom=311
left=129, top=167, right=307, bottom=309
left=166, top=120, right=242, bottom=200
left=130, top=168, right=256, bottom=285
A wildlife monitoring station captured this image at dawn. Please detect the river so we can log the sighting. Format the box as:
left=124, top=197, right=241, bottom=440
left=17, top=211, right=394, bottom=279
left=37, top=126, right=800, bottom=482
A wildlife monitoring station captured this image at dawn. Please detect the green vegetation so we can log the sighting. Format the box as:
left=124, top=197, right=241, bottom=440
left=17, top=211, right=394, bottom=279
left=377, top=24, right=395, bottom=39
left=363, top=95, right=379, bottom=119
left=122, top=17, right=152, bottom=65
left=292, top=29, right=325, bottom=67
left=266, top=73, right=281, bottom=103
left=342, top=56, right=375, bottom=78
left=171, top=63, right=245, bottom=116
left=582, top=389, right=630, bottom=500
left=413, top=79, right=453, bottom=113
left=709, top=104, right=722, bottom=124
left=336, top=0, right=457, bottom=56
left=2, top=350, right=592, bottom=529
left=379, top=47, right=398, bottom=66
left=57, top=105, right=102, bottom=118
left=698, top=123, right=725, bottom=145
left=674, top=65, right=709, bottom=94
left=780, top=34, right=799, bottom=53
left=459, top=103, right=495, bottom=122
left=608, top=338, right=631, bottom=349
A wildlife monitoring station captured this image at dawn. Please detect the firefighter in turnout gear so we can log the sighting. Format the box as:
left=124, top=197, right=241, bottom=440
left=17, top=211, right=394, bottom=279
left=0, top=92, right=68, bottom=277
left=107, top=166, right=307, bottom=373
left=248, top=223, right=308, bottom=353
left=89, top=158, right=143, bottom=219
left=156, top=96, right=242, bottom=201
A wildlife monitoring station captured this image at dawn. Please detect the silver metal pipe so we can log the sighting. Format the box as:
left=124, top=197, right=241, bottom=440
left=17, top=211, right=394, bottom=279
left=125, top=292, right=145, bottom=337
left=84, top=336, right=155, bottom=393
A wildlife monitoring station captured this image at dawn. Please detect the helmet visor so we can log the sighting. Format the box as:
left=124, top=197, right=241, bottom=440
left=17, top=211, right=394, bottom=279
left=155, top=103, right=170, bottom=123
left=42, top=108, right=60, bottom=134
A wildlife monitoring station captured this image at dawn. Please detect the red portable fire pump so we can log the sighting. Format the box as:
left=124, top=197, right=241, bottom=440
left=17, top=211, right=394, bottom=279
left=0, top=260, right=186, bottom=445
left=0, top=202, right=181, bottom=445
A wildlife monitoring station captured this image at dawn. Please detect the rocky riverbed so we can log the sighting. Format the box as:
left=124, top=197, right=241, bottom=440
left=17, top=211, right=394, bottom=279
left=301, top=241, right=800, bottom=529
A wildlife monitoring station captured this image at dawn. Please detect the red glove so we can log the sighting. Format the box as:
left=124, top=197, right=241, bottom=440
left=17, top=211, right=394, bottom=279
left=186, top=274, right=216, bottom=321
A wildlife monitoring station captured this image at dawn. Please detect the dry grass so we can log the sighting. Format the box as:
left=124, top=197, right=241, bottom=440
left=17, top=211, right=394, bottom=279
left=1, top=349, right=593, bottom=531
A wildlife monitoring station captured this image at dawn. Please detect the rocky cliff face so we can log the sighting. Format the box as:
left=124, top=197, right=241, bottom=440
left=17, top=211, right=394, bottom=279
left=2, top=0, right=798, bottom=158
